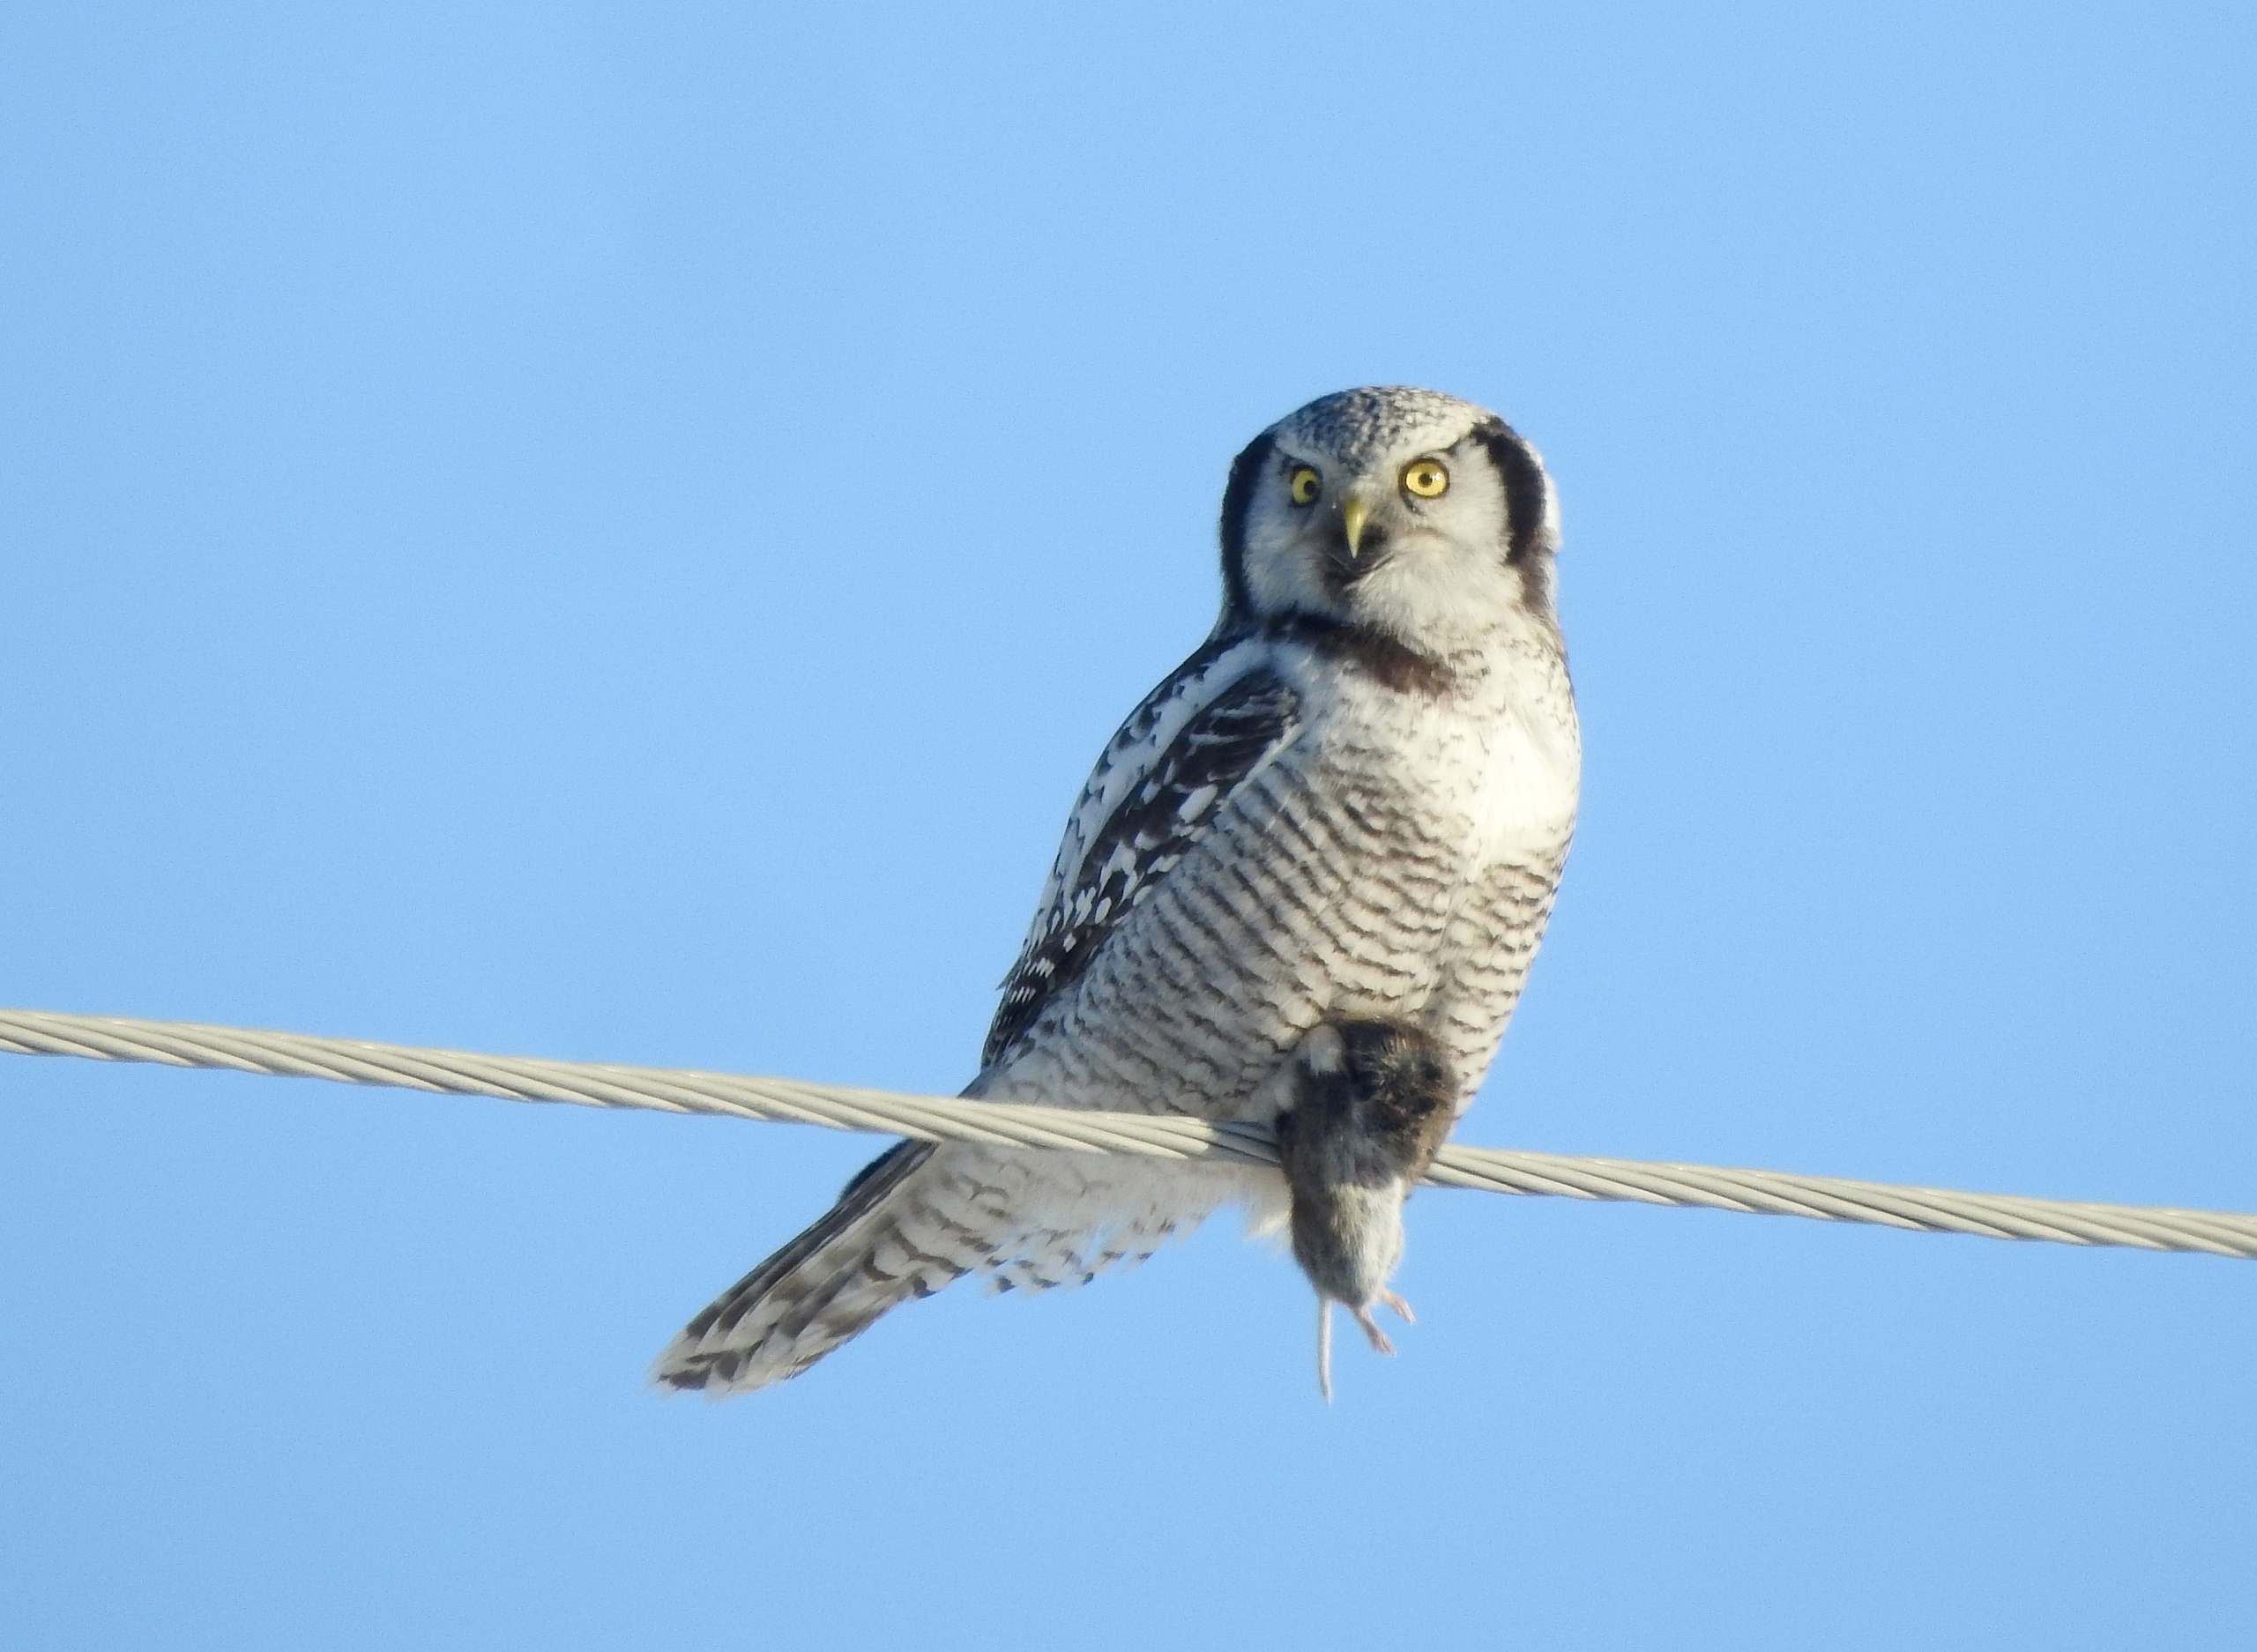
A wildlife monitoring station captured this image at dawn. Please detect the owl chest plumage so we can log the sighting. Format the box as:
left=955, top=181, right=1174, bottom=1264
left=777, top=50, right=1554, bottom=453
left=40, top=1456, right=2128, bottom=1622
left=976, top=632, right=1580, bottom=1122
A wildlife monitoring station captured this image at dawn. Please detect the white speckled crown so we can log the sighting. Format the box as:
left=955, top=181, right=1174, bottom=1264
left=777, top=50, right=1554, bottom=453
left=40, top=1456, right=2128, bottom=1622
left=1272, top=386, right=1495, bottom=466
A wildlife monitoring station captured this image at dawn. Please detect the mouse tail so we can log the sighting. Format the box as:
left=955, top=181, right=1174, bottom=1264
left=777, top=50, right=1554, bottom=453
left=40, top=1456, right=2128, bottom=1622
left=1316, top=1297, right=1335, bottom=1403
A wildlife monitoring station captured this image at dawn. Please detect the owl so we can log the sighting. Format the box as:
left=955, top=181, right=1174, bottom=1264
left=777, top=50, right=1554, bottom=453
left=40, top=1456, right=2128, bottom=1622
left=656, top=385, right=1580, bottom=1395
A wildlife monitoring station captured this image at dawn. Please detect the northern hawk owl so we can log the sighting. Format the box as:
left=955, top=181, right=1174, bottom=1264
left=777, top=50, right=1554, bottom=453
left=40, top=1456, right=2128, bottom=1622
left=655, top=386, right=1581, bottom=1395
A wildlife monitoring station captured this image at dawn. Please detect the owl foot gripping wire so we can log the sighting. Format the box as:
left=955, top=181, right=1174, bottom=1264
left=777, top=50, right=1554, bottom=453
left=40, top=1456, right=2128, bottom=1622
left=1276, top=1020, right=1458, bottom=1401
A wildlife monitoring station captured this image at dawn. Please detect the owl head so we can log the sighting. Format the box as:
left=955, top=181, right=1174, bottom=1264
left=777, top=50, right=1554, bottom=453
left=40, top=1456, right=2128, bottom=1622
left=1217, top=387, right=1560, bottom=648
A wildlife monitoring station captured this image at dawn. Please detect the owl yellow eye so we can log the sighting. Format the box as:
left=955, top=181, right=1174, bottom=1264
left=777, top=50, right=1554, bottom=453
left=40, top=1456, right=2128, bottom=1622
left=1288, top=466, right=1322, bottom=506
left=1401, top=459, right=1449, bottom=499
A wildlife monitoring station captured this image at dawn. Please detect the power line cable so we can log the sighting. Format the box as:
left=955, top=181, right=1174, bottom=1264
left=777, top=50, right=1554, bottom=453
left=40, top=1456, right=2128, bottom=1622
left=4, top=1007, right=2251, bottom=1261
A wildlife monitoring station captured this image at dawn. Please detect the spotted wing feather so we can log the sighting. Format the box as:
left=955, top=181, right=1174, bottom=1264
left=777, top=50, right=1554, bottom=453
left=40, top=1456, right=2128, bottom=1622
left=983, top=654, right=1301, bottom=1067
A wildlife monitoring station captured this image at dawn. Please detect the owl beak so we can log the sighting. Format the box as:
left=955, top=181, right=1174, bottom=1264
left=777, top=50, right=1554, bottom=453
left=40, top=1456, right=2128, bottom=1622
left=1340, top=497, right=1372, bottom=560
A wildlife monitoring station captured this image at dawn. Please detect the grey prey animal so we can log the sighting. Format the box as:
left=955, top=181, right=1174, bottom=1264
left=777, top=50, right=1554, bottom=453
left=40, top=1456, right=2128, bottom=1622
left=1274, top=1018, right=1459, bottom=1401
left=654, top=385, right=1581, bottom=1396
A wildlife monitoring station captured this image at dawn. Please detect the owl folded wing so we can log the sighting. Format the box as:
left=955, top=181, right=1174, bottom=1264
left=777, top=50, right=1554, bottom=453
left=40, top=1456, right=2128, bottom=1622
left=652, top=640, right=1303, bottom=1395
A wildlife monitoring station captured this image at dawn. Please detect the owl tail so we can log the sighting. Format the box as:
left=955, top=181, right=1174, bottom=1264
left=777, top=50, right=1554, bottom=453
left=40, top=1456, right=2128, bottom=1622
left=652, top=1140, right=965, bottom=1396
left=654, top=1139, right=1245, bottom=1396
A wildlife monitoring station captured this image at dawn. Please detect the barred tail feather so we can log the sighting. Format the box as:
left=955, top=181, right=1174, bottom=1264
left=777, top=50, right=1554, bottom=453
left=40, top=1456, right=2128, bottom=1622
left=654, top=1142, right=1259, bottom=1397
left=652, top=1141, right=964, bottom=1395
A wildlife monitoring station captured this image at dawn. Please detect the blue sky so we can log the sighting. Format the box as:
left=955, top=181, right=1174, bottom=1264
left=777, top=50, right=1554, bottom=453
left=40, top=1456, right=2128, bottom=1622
left=4, top=3, right=2253, bottom=1647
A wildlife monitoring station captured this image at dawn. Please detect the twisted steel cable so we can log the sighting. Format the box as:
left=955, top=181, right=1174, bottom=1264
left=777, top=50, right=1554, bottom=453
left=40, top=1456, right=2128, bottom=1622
left=4, top=1008, right=2253, bottom=1261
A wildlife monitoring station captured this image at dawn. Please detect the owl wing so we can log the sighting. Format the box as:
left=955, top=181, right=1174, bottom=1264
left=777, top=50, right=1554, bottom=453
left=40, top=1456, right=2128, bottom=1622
left=653, top=633, right=1306, bottom=1396
left=982, top=635, right=1304, bottom=1068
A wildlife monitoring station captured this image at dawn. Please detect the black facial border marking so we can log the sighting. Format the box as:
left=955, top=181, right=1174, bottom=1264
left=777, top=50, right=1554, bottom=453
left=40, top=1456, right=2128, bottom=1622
left=1471, top=416, right=1561, bottom=626
left=1216, top=428, right=1277, bottom=632
left=1469, top=417, right=1554, bottom=562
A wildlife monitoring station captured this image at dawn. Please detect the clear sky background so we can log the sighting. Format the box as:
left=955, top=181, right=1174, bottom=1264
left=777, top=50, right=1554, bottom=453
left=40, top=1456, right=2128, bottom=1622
left=4, top=4, right=2253, bottom=1647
